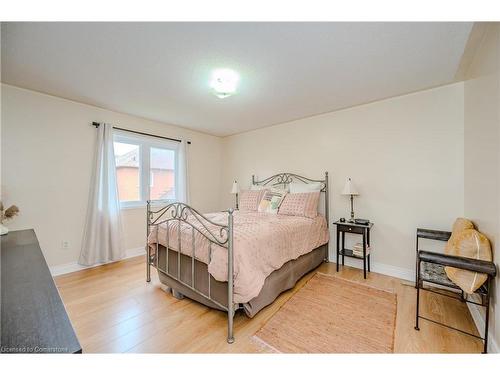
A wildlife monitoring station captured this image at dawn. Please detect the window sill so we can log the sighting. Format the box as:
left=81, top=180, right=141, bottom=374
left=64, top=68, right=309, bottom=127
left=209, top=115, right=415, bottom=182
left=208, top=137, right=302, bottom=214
left=120, top=201, right=177, bottom=211
left=120, top=204, right=146, bottom=211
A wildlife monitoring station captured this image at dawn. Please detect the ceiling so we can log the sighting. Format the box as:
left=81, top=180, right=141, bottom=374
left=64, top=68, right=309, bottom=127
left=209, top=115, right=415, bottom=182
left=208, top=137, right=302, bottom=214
left=1, top=22, right=472, bottom=136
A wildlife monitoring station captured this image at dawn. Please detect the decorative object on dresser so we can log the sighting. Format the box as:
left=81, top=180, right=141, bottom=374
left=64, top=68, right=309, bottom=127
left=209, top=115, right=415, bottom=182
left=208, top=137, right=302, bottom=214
left=414, top=218, right=497, bottom=353
left=341, top=178, right=359, bottom=223
left=0, top=201, right=20, bottom=236
left=333, top=220, right=373, bottom=279
left=230, top=180, right=239, bottom=210
left=1, top=229, right=81, bottom=353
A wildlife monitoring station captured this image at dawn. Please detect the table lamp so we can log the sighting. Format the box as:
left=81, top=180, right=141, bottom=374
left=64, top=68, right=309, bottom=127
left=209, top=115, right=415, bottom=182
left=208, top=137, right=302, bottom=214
left=230, top=181, right=239, bottom=209
left=342, top=178, right=359, bottom=223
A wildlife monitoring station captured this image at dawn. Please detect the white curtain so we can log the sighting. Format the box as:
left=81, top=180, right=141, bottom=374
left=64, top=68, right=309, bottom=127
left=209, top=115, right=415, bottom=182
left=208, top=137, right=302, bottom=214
left=177, top=140, right=190, bottom=204
left=79, top=123, right=125, bottom=266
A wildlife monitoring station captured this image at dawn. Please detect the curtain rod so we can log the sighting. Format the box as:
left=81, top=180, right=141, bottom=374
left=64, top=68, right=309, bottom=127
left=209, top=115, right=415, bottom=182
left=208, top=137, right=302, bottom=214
left=92, top=122, right=191, bottom=144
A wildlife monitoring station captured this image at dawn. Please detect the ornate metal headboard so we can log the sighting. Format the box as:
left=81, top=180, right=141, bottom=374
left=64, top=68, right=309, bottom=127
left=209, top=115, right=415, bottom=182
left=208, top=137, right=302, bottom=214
left=252, top=172, right=329, bottom=226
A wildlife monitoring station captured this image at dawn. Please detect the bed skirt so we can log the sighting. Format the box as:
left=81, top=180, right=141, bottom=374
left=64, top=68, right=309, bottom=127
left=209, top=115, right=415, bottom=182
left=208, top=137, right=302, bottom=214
left=156, top=244, right=327, bottom=318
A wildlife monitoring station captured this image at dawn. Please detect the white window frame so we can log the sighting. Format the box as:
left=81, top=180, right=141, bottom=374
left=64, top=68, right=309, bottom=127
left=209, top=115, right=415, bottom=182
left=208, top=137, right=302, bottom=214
left=113, top=130, right=179, bottom=209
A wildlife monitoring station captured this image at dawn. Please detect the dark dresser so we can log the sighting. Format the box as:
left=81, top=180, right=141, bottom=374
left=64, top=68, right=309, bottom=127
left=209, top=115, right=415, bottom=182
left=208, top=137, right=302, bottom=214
left=1, top=229, right=81, bottom=353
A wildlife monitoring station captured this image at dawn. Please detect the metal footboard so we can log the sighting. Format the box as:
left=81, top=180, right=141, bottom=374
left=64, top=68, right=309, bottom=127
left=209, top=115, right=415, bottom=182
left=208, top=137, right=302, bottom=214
left=146, top=201, right=235, bottom=343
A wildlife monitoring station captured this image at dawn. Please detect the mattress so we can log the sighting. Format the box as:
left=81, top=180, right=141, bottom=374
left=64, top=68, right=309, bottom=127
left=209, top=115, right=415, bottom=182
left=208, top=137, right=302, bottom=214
left=148, top=210, right=329, bottom=303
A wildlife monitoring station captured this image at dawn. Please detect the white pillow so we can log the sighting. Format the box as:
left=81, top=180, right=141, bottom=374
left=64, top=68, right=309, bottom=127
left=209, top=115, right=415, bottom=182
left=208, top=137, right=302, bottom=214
left=251, top=184, right=290, bottom=192
left=289, top=182, right=322, bottom=193
left=250, top=184, right=268, bottom=191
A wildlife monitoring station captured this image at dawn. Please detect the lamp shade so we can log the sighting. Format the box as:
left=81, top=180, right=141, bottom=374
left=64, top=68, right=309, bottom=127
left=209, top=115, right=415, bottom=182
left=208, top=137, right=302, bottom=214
left=230, top=181, right=239, bottom=194
left=341, top=178, right=359, bottom=196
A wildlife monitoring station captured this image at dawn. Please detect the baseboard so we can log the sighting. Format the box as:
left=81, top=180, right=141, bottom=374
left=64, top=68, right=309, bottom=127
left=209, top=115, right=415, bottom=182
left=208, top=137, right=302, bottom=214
left=49, top=247, right=145, bottom=276
left=467, top=303, right=499, bottom=353
left=328, top=254, right=415, bottom=282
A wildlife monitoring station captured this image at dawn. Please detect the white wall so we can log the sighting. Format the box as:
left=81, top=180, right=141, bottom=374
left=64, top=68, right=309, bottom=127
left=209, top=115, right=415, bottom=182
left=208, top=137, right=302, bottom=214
left=1, top=84, right=224, bottom=266
left=463, top=24, right=500, bottom=352
left=222, top=83, right=465, bottom=275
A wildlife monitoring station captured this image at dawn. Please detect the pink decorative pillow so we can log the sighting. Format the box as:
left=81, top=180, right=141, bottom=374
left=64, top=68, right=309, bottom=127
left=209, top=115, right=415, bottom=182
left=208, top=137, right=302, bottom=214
left=239, top=189, right=267, bottom=212
left=278, top=192, right=320, bottom=219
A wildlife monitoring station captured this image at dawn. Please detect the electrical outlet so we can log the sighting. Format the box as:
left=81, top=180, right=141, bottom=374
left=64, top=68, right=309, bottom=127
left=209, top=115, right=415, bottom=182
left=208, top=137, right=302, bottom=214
left=61, top=240, right=70, bottom=250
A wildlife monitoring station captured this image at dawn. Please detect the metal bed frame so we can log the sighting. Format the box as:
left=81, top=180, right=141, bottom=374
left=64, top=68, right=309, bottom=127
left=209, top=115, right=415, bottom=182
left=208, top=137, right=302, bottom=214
left=146, top=172, right=329, bottom=344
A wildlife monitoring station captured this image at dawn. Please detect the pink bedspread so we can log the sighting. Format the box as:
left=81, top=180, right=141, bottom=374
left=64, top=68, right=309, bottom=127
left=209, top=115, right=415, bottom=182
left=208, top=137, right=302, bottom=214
left=148, top=211, right=329, bottom=303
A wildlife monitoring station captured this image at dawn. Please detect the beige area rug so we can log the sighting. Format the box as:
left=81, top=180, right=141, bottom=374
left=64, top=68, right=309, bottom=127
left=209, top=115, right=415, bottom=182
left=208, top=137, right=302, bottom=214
left=254, top=273, right=397, bottom=353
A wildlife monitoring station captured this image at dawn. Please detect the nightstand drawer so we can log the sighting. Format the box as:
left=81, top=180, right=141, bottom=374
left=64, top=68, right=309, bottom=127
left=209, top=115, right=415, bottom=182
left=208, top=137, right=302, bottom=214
left=337, top=224, right=365, bottom=234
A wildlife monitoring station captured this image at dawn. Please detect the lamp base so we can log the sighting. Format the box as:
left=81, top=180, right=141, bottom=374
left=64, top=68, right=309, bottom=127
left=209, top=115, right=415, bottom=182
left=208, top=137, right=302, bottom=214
left=348, top=195, right=355, bottom=223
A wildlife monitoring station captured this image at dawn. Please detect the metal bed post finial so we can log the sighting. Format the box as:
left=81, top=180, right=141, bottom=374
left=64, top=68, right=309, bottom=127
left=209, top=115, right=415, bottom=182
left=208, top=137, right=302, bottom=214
left=227, top=208, right=235, bottom=344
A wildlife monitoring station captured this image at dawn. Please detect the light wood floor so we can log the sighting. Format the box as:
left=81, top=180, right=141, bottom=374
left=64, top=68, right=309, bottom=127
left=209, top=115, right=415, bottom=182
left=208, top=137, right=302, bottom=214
left=55, top=256, right=483, bottom=353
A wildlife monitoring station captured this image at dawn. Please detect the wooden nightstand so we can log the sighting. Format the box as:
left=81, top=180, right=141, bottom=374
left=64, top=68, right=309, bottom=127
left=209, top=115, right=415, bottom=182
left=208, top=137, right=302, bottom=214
left=333, top=220, right=374, bottom=279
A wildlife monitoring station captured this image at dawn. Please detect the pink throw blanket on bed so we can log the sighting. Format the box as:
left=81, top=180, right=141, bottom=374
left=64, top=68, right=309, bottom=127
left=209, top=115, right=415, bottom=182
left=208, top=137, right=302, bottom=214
left=148, top=211, right=329, bottom=303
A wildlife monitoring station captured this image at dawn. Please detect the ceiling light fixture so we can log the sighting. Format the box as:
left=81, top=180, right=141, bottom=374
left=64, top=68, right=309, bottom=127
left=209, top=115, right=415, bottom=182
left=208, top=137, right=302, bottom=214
left=210, top=68, right=240, bottom=98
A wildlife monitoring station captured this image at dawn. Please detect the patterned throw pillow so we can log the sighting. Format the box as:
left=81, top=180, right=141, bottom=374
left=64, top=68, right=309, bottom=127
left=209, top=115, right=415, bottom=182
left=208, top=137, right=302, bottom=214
left=239, top=189, right=267, bottom=212
left=257, top=188, right=287, bottom=214
left=278, top=191, right=320, bottom=219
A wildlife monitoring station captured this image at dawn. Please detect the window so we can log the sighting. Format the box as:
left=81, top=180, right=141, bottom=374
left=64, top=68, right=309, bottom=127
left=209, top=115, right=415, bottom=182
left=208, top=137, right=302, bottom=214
left=150, top=147, right=176, bottom=200
left=113, top=130, right=178, bottom=208
left=114, top=142, right=141, bottom=202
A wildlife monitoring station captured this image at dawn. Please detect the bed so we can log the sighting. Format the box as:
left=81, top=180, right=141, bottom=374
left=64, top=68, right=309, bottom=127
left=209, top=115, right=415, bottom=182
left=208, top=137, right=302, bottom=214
left=146, top=172, right=330, bottom=343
